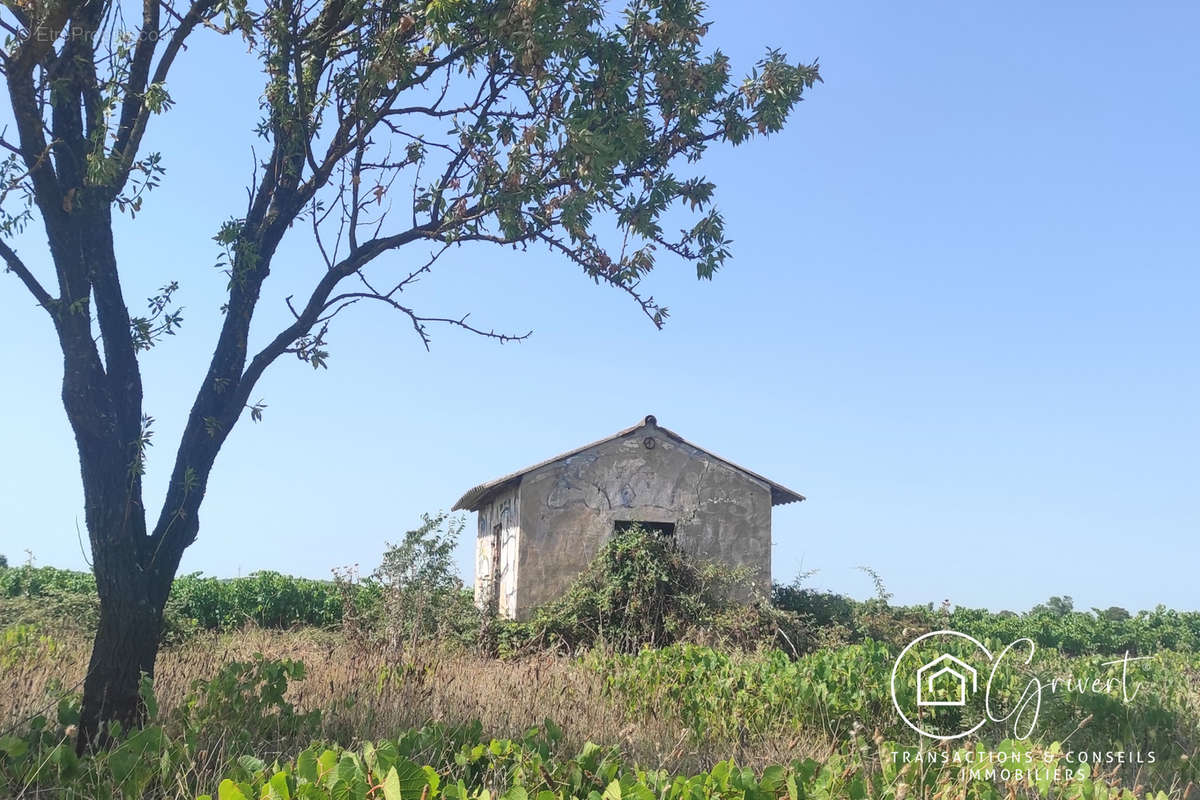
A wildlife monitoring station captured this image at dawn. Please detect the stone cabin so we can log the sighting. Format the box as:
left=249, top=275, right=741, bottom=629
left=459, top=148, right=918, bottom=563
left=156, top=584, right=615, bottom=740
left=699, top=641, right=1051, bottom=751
left=451, top=415, right=804, bottom=620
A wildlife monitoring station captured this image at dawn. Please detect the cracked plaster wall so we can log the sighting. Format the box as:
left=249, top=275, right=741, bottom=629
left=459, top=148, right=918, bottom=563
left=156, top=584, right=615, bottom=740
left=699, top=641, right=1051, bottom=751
left=509, top=424, right=772, bottom=619
left=474, top=485, right=520, bottom=618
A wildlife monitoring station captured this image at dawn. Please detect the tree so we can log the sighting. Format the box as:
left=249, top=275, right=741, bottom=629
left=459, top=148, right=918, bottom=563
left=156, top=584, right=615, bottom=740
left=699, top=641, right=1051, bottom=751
left=0, top=0, right=819, bottom=749
left=1095, top=605, right=1131, bottom=622
left=1032, top=595, right=1075, bottom=617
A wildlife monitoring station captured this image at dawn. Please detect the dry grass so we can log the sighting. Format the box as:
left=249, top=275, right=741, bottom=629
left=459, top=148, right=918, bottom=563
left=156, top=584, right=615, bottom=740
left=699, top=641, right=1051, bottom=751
left=5, top=625, right=1198, bottom=799
left=1, top=624, right=834, bottom=776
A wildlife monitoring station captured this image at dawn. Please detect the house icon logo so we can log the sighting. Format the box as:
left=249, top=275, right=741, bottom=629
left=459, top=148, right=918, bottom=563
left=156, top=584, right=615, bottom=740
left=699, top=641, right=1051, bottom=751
left=915, top=653, right=977, bottom=707
left=890, top=629, right=993, bottom=740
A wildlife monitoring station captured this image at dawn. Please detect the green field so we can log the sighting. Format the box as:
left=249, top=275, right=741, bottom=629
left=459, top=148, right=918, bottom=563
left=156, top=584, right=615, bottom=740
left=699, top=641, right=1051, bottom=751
left=3, top=529, right=1198, bottom=800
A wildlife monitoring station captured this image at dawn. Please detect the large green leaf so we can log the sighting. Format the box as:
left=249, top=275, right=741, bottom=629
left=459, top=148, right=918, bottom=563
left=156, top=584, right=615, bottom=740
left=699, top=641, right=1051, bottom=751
left=217, top=779, right=250, bottom=800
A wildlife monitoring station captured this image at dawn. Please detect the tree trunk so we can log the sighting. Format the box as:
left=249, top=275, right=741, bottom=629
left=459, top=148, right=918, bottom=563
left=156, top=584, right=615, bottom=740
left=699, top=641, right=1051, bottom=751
left=76, top=566, right=168, bottom=751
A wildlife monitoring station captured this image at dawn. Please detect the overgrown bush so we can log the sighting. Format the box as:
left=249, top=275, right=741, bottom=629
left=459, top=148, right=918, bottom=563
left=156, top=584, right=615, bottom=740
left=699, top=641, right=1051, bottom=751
left=173, top=655, right=321, bottom=754
left=504, top=524, right=806, bottom=654
left=329, top=513, right=485, bottom=659
left=373, top=513, right=481, bottom=651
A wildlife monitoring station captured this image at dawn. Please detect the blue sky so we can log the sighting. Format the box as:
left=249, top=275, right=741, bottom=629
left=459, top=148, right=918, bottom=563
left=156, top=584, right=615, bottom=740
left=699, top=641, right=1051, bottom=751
left=1, top=2, right=1197, bottom=613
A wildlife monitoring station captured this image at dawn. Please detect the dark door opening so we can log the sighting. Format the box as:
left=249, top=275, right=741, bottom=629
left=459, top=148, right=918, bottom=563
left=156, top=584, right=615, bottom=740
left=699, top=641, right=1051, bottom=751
left=614, top=520, right=676, bottom=537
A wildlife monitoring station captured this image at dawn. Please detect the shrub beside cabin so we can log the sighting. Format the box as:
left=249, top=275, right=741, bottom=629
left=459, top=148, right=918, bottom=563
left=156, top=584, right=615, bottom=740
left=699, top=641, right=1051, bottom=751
left=452, top=415, right=804, bottom=620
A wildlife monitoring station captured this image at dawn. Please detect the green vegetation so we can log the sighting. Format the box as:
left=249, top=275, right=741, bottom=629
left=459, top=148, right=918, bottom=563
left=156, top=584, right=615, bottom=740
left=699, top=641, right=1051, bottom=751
left=368, top=513, right=481, bottom=650
left=773, top=581, right=1200, bottom=656
left=499, top=525, right=799, bottom=656
left=4, top=714, right=1181, bottom=800
left=593, top=643, right=1197, bottom=778
left=2, top=0, right=822, bottom=741
left=0, top=566, right=356, bottom=632
left=7, top=531, right=1199, bottom=655
left=2, top=638, right=1195, bottom=799
left=3, top=526, right=1198, bottom=798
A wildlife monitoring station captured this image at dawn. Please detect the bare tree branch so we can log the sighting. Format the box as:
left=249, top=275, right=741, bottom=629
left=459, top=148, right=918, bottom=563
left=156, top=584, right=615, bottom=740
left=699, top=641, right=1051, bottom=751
left=110, top=0, right=221, bottom=195
left=0, top=238, right=53, bottom=311
left=322, top=290, right=531, bottom=349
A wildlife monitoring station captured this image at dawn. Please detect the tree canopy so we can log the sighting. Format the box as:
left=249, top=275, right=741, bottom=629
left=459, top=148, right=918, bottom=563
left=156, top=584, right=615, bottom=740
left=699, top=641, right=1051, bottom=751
left=0, top=0, right=819, bottom=748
